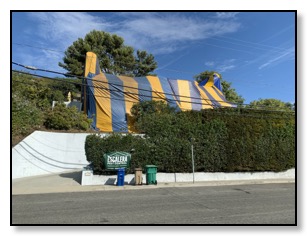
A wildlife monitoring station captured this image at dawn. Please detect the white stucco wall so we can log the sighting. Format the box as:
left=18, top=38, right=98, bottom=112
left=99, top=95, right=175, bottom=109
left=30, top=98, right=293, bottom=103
left=12, top=131, right=97, bottom=179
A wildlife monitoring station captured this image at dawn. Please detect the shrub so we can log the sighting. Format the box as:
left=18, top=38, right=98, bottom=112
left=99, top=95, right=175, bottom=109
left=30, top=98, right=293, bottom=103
left=12, top=96, right=44, bottom=137
left=44, top=103, right=92, bottom=130
left=12, top=72, right=84, bottom=145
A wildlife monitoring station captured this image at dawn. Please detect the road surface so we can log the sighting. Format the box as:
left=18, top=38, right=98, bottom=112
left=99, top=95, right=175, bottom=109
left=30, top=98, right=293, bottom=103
left=12, top=183, right=295, bottom=225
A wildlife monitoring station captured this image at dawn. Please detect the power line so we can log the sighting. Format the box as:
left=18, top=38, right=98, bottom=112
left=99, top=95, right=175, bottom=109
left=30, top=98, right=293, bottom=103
left=12, top=69, right=215, bottom=108
left=12, top=63, right=294, bottom=110
left=12, top=79, right=141, bottom=104
left=12, top=75, right=294, bottom=117
left=12, top=69, right=295, bottom=113
left=12, top=62, right=233, bottom=106
left=12, top=42, right=293, bottom=90
left=12, top=41, right=294, bottom=88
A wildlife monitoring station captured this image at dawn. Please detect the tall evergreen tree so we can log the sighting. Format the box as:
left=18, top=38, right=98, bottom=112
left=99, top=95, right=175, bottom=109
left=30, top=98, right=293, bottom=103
left=59, top=30, right=157, bottom=77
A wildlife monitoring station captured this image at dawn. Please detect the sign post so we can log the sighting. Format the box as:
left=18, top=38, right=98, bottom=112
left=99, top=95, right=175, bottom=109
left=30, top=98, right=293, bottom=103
left=190, top=138, right=195, bottom=184
left=192, top=143, right=195, bottom=184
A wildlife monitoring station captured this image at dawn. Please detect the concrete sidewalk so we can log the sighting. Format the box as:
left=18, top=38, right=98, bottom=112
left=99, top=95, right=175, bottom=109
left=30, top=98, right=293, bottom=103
left=12, top=170, right=295, bottom=195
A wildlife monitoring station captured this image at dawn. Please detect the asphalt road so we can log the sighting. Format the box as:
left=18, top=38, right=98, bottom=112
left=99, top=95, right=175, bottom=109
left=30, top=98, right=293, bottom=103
left=12, top=183, right=296, bottom=225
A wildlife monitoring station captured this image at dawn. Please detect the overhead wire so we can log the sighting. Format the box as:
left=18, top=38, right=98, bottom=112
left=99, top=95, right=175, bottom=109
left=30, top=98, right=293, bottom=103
left=14, top=40, right=290, bottom=74
left=12, top=69, right=214, bottom=107
left=12, top=41, right=295, bottom=107
left=12, top=61, right=295, bottom=111
left=12, top=68, right=295, bottom=113
left=12, top=62, right=232, bottom=106
left=12, top=42, right=294, bottom=88
left=12, top=79, right=141, bottom=104
left=12, top=76, right=294, bottom=118
left=13, top=61, right=296, bottom=110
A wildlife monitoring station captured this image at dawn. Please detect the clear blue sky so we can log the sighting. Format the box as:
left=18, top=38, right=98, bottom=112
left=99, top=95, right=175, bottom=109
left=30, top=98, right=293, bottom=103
left=12, top=11, right=295, bottom=104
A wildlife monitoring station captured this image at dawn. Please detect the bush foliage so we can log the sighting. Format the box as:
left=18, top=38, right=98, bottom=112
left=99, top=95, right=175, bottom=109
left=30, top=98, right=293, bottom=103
left=85, top=101, right=295, bottom=174
left=44, top=103, right=92, bottom=130
left=12, top=72, right=91, bottom=145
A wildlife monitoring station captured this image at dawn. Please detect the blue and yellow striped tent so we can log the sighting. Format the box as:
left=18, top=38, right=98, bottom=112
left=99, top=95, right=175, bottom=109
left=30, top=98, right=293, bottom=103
left=83, top=52, right=234, bottom=132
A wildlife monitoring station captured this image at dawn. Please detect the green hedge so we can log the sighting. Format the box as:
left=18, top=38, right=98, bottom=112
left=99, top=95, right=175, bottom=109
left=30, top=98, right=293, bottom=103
left=85, top=102, right=295, bottom=174
left=85, top=134, right=149, bottom=174
left=199, top=108, right=295, bottom=172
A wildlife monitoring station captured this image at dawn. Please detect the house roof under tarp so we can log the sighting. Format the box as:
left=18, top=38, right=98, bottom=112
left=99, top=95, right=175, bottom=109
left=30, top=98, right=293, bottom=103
left=83, top=52, right=234, bottom=132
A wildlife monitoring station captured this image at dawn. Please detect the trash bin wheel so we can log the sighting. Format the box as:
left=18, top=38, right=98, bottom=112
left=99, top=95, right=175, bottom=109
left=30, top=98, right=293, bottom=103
left=155, top=180, right=157, bottom=185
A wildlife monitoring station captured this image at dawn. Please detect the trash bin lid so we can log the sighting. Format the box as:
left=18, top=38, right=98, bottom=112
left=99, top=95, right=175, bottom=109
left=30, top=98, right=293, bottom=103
left=135, top=168, right=142, bottom=171
left=145, top=165, right=157, bottom=168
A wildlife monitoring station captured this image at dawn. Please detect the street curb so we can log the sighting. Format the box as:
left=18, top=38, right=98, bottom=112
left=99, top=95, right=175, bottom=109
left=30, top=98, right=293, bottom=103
left=12, top=178, right=295, bottom=195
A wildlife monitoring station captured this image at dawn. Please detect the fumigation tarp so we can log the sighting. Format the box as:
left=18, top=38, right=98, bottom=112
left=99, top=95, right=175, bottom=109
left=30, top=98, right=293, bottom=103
left=83, top=52, right=234, bottom=132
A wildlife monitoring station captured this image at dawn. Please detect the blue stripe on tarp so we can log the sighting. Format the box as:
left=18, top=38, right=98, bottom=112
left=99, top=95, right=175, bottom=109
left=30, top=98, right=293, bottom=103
left=189, top=82, right=202, bottom=111
left=158, top=77, right=179, bottom=110
left=213, top=74, right=223, bottom=92
left=198, top=86, right=219, bottom=108
left=168, top=79, right=180, bottom=102
left=212, top=86, right=227, bottom=101
left=86, top=76, right=98, bottom=130
left=104, top=74, right=128, bottom=132
left=95, top=59, right=100, bottom=75
left=133, top=77, right=152, bottom=102
left=87, top=72, right=95, bottom=79
left=198, top=78, right=209, bottom=86
left=212, top=86, right=236, bottom=107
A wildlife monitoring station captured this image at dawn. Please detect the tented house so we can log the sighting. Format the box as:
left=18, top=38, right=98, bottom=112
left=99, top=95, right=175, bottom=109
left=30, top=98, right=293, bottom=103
left=82, top=52, right=234, bottom=132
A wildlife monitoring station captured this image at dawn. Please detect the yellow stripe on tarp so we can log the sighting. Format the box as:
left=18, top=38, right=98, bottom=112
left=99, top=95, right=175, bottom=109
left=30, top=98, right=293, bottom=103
left=213, top=85, right=225, bottom=97
left=204, top=75, right=214, bottom=87
left=118, top=75, right=139, bottom=132
left=92, top=73, right=113, bottom=132
left=194, top=81, right=213, bottom=109
left=84, top=52, right=99, bottom=113
left=206, top=86, right=232, bottom=107
left=146, top=76, right=166, bottom=101
left=85, top=52, right=98, bottom=77
left=177, top=80, right=192, bottom=110
left=118, top=75, right=139, bottom=114
left=212, top=85, right=232, bottom=107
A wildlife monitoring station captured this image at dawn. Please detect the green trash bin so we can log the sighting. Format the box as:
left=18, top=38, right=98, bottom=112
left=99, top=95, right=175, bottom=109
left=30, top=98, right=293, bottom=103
left=145, top=165, right=157, bottom=185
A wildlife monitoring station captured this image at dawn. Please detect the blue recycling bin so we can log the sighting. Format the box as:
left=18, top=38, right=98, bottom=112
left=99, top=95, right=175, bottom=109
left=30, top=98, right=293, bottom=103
left=117, top=168, right=125, bottom=186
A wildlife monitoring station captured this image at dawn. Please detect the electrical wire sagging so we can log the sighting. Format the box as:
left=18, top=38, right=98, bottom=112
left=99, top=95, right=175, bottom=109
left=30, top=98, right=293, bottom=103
left=12, top=61, right=295, bottom=113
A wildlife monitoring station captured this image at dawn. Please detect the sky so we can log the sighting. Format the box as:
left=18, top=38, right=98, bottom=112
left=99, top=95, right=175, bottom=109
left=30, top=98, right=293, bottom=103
left=12, top=11, right=296, bottom=105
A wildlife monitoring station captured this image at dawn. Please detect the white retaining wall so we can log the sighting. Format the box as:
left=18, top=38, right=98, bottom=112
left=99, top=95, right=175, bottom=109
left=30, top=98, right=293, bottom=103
left=12, top=131, right=95, bottom=179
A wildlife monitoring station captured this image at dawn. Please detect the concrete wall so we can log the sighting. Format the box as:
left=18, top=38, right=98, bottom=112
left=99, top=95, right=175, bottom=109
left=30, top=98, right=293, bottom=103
left=81, top=168, right=295, bottom=186
left=12, top=131, right=94, bottom=179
